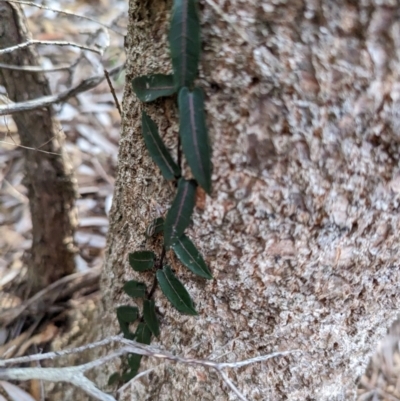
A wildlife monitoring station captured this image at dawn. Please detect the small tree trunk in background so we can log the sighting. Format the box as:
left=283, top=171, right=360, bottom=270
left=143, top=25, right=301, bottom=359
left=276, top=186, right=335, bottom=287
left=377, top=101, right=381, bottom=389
left=0, top=2, right=77, bottom=293
left=98, top=1, right=400, bottom=400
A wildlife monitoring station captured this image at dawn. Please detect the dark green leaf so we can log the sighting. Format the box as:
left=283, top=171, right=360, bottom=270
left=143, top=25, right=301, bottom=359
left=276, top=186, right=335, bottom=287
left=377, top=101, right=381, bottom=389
left=178, top=87, right=212, bottom=194
left=156, top=265, right=197, bottom=315
left=122, top=366, right=139, bottom=382
left=172, top=234, right=212, bottom=279
left=135, top=322, right=152, bottom=345
left=142, top=111, right=181, bottom=180
left=108, top=372, right=121, bottom=386
left=168, top=0, right=201, bottom=88
left=118, top=319, right=131, bottom=338
left=143, top=299, right=160, bottom=337
left=116, top=306, right=139, bottom=323
left=127, top=354, right=142, bottom=372
left=164, top=178, right=197, bottom=247
left=132, top=74, right=176, bottom=102
left=117, top=306, right=138, bottom=339
left=123, top=280, right=147, bottom=298
left=122, top=323, right=152, bottom=380
left=128, top=250, right=155, bottom=272
left=146, top=217, right=164, bottom=238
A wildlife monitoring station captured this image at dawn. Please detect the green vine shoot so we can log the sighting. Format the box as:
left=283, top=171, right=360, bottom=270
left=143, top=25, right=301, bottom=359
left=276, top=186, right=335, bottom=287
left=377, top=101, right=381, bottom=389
left=109, top=0, right=212, bottom=384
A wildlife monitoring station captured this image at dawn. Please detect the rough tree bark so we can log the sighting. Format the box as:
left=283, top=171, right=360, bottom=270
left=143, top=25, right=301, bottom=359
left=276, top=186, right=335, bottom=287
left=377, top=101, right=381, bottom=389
left=0, top=3, right=77, bottom=293
left=99, top=0, right=400, bottom=400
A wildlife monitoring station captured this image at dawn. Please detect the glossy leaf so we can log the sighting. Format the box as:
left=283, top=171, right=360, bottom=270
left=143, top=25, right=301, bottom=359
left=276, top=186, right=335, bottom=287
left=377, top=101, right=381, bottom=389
left=118, top=319, right=132, bottom=339
left=117, top=306, right=138, bottom=339
left=135, top=322, right=152, bottom=344
left=172, top=234, right=212, bottom=279
left=146, top=217, right=164, bottom=238
left=123, top=280, right=147, bottom=298
left=178, top=87, right=212, bottom=194
left=132, top=74, right=176, bottom=102
left=168, top=0, right=201, bottom=88
left=116, top=306, right=139, bottom=323
left=128, top=250, right=155, bottom=271
left=142, top=111, right=181, bottom=180
left=164, top=178, right=197, bottom=247
left=156, top=265, right=197, bottom=315
left=143, top=299, right=160, bottom=337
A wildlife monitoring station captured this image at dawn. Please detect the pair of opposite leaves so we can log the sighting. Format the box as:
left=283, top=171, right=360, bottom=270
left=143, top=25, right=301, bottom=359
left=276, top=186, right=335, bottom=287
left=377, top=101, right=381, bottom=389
left=128, top=244, right=210, bottom=316
left=113, top=302, right=153, bottom=383
left=133, top=0, right=201, bottom=94
left=140, top=88, right=212, bottom=196
left=114, top=0, right=205, bottom=383
left=132, top=0, right=211, bottom=194
left=117, top=232, right=208, bottom=379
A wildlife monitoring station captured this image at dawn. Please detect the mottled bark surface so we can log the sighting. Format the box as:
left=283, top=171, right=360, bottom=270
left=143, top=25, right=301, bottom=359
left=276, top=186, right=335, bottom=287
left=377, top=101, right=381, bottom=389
left=0, top=3, right=77, bottom=293
left=100, top=0, right=400, bottom=400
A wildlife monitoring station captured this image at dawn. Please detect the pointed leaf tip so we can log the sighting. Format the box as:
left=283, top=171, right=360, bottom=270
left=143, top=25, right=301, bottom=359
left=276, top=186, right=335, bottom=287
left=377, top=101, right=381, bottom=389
left=178, top=87, right=212, bottom=194
left=156, top=265, right=198, bottom=315
left=141, top=112, right=181, bottom=180
left=128, top=250, right=155, bottom=271
left=143, top=299, right=160, bottom=337
left=172, top=234, right=213, bottom=279
left=132, top=74, right=176, bottom=102
left=169, top=0, right=201, bottom=88
left=164, top=178, right=197, bottom=247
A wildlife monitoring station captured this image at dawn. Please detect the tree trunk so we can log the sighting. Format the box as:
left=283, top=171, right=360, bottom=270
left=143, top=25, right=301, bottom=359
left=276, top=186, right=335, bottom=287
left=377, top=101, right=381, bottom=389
left=99, top=1, right=400, bottom=400
left=0, top=3, right=77, bottom=293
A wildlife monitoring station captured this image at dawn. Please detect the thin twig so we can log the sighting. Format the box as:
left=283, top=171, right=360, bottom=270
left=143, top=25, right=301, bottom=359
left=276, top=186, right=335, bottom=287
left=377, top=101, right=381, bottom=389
left=219, top=350, right=297, bottom=369
left=119, top=338, right=300, bottom=371
left=0, top=63, right=125, bottom=116
left=0, top=268, right=100, bottom=327
left=1, top=0, right=125, bottom=36
left=0, top=39, right=102, bottom=56
left=116, top=367, right=156, bottom=396
left=0, top=61, right=72, bottom=72
left=0, top=140, right=61, bottom=156
left=219, top=370, right=248, bottom=401
left=104, top=69, right=122, bottom=116
left=0, top=336, right=121, bottom=367
left=0, top=335, right=301, bottom=401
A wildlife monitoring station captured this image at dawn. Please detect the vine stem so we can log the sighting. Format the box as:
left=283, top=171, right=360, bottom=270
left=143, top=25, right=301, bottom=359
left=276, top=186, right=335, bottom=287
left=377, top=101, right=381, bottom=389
left=0, top=335, right=302, bottom=401
left=148, top=247, right=166, bottom=299
left=148, top=276, right=158, bottom=299
left=177, top=134, right=182, bottom=170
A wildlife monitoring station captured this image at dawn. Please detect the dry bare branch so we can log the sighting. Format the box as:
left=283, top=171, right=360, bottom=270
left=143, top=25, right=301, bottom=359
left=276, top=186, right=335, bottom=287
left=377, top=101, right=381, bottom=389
left=1, top=0, right=125, bottom=35
left=0, top=335, right=301, bottom=401
left=104, top=69, right=122, bottom=116
left=0, top=39, right=103, bottom=56
left=0, top=268, right=100, bottom=327
left=0, top=63, right=125, bottom=116
left=0, top=61, right=72, bottom=72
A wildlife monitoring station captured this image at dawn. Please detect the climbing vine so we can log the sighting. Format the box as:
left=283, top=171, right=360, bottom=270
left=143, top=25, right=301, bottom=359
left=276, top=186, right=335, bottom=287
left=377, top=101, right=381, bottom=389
left=109, top=0, right=212, bottom=384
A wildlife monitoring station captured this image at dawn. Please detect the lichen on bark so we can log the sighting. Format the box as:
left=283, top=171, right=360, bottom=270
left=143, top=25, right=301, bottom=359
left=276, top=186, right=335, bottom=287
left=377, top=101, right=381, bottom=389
left=100, top=1, right=400, bottom=400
